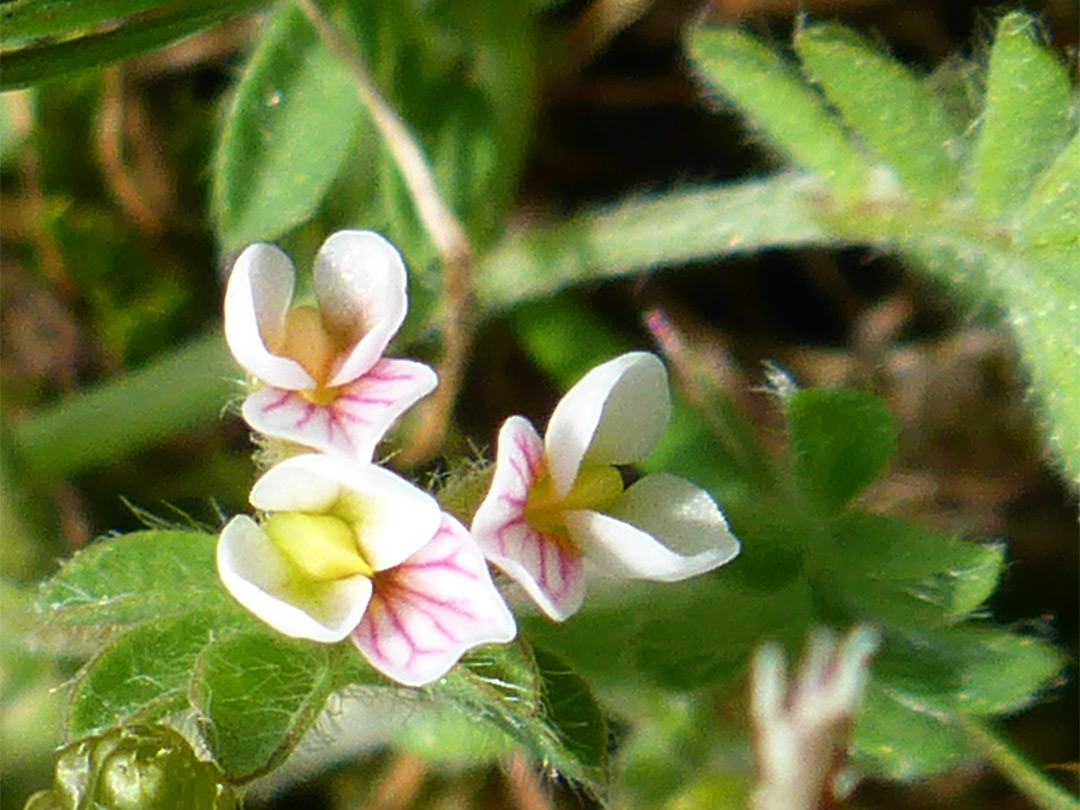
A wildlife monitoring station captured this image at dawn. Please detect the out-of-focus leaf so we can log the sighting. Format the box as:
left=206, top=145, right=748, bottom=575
left=191, top=631, right=337, bottom=783
left=67, top=611, right=221, bottom=739
left=786, top=388, right=897, bottom=513
left=0, top=0, right=264, bottom=90
left=211, top=1, right=366, bottom=251
left=36, top=530, right=242, bottom=627
left=824, top=513, right=1004, bottom=628
left=794, top=23, right=958, bottom=200
left=533, top=647, right=608, bottom=775
left=970, top=13, right=1073, bottom=218
left=0, top=0, right=238, bottom=43
left=476, top=173, right=839, bottom=310
left=688, top=27, right=868, bottom=199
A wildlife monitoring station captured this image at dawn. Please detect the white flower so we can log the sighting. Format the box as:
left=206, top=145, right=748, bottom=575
left=217, top=454, right=516, bottom=687
left=224, top=230, right=436, bottom=462
left=750, top=626, right=880, bottom=810
left=471, top=352, right=741, bottom=621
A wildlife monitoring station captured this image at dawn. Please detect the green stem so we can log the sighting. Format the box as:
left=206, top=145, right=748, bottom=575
left=11, top=331, right=239, bottom=479
left=958, top=715, right=1079, bottom=810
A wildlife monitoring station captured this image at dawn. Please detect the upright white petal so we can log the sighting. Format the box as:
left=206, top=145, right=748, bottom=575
left=249, top=454, right=442, bottom=572
left=313, top=231, right=408, bottom=387
left=217, top=515, right=373, bottom=642
left=224, top=243, right=315, bottom=389
left=545, top=352, right=670, bottom=497
left=605, top=473, right=740, bottom=568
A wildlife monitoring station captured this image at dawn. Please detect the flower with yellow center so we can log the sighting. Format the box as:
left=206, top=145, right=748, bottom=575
left=224, top=230, right=436, bottom=462
left=217, top=454, right=516, bottom=686
left=471, top=352, right=741, bottom=621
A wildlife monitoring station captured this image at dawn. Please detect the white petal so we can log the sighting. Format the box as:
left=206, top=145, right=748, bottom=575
left=224, top=243, right=315, bottom=389
left=471, top=416, right=586, bottom=622
left=313, top=230, right=408, bottom=387
left=217, top=515, right=372, bottom=642
left=249, top=454, right=441, bottom=572
left=564, top=475, right=738, bottom=582
left=604, top=473, right=741, bottom=572
left=241, top=359, right=437, bottom=462
left=351, top=514, right=517, bottom=686
left=545, top=352, right=670, bottom=498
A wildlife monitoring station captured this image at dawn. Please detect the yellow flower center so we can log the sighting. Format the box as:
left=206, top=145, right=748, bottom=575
left=524, top=463, right=625, bottom=536
left=264, top=512, right=374, bottom=581
left=276, top=305, right=342, bottom=391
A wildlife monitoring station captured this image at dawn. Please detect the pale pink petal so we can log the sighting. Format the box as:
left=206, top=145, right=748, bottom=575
left=471, top=416, right=586, bottom=621
left=224, top=243, right=315, bottom=390
left=249, top=455, right=442, bottom=572
left=242, top=358, right=436, bottom=462
left=312, top=231, right=408, bottom=387
left=545, top=352, right=670, bottom=498
left=563, top=503, right=735, bottom=583
left=351, top=515, right=517, bottom=686
left=217, top=515, right=372, bottom=642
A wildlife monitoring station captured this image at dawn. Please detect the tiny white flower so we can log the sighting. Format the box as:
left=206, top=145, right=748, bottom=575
left=471, top=352, right=741, bottom=621
left=217, top=454, right=516, bottom=687
left=750, top=626, right=880, bottom=810
left=224, top=230, right=436, bottom=462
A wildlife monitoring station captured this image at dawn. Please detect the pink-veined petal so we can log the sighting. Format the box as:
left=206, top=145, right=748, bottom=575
left=471, top=416, right=586, bottom=621
left=564, top=501, right=736, bottom=584
left=545, top=352, right=670, bottom=498
left=217, top=515, right=372, bottom=642
left=249, top=455, right=442, bottom=572
left=313, top=231, right=408, bottom=387
left=224, top=243, right=315, bottom=390
left=242, top=358, right=437, bottom=462
left=351, top=514, right=517, bottom=686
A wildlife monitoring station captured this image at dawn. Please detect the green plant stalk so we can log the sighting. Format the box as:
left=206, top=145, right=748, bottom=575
left=11, top=331, right=239, bottom=479
left=958, top=715, right=1080, bottom=810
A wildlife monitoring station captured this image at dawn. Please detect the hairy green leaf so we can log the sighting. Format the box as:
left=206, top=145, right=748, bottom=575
left=533, top=647, right=608, bottom=775
left=67, top=611, right=222, bottom=739
left=688, top=27, right=869, bottom=198
left=787, top=388, right=898, bottom=513
left=37, top=530, right=241, bottom=627
left=477, top=173, right=839, bottom=310
left=211, top=1, right=366, bottom=251
left=0, top=0, right=263, bottom=90
left=824, top=513, right=1004, bottom=628
left=191, top=631, right=337, bottom=783
left=970, top=13, right=1074, bottom=218
left=795, top=23, right=958, bottom=201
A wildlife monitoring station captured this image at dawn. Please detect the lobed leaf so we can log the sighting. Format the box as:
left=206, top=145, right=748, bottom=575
left=786, top=388, right=898, bottom=513
left=794, top=23, right=958, bottom=201
left=687, top=27, right=869, bottom=199
left=190, top=631, right=338, bottom=783
left=970, top=13, right=1074, bottom=218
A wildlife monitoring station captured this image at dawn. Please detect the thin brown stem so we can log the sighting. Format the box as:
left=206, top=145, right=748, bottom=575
left=297, top=0, right=476, bottom=465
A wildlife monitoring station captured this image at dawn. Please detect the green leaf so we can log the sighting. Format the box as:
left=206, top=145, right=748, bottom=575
left=787, top=388, right=897, bottom=513
left=824, top=513, right=1004, bottom=628
left=854, top=680, right=970, bottom=779
left=37, top=530, right=242, bottom=627
left=794, top=23, right=957, bottom=200
left=1018, top=133, right=1079, bottom=250
left=190, top=631, right=337, bottom=783
left=211, top=1, right=366, bottom=251
left=687, top=27, right=869, bottom=199
left=0, top=0, right=264, bottom=91
left=533, top=647, right=608, bottom=775
left=67, top=611, right=221, bottom=739
left=1, top=0, right=229, bottom=44
left=434, top=642, right=607, bottom=789
left=970, top=13, right=1074, bottom=218
left=476, top=173, right=840, bottom=310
